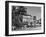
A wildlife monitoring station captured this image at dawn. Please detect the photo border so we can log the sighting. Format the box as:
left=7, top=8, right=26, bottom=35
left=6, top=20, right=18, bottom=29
left=5, top=1, right=45, bottom=36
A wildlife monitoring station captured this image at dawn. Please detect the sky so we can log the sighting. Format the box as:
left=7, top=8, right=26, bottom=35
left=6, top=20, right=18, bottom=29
left=25, top=6, right=41, bottom=20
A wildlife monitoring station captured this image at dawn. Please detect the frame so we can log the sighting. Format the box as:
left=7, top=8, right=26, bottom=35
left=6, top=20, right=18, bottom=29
left=5, top=1, right=45, bottom=36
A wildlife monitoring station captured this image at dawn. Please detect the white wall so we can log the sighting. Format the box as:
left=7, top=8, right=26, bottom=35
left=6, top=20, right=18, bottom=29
left=0, top=0, right=46, bottom=37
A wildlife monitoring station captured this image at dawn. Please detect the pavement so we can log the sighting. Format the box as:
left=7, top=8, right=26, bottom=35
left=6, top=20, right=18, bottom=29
left=15, top=25, right=41, bottom=31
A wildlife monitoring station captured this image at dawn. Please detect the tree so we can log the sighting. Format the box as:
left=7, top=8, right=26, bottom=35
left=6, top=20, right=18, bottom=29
left=33, top=16, right=36, bottom=20
left=39, top=18, right=41, bottom=24
left=12, top=6, right=27, bottom=29
left=33, top=16, right=36, bottom=26
left=19, top=6, right=27, bottom=15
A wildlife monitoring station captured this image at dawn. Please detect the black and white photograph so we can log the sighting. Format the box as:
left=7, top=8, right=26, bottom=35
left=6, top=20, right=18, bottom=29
left=12, top=6, right=41, bottom=31
left=5, top=1, right=45, bottom=36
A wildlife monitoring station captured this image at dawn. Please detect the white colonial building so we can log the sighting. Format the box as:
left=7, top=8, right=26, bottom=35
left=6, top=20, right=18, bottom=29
left=22, top=15, right=33, bottom=26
